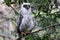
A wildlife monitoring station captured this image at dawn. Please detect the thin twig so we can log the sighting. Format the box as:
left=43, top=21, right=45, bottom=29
left=25, top=23, right=60, bottom=36
left=9, top=5, right=19, bottom=15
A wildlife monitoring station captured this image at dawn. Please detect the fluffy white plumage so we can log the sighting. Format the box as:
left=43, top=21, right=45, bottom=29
left=17, top=3, right=34, bottom=35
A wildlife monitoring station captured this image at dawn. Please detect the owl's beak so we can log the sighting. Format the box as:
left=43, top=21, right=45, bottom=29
left=26, top=6, right=29, bottom=10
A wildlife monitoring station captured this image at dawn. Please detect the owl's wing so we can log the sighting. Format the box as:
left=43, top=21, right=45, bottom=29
left=28, top=19, right=35, bottom=32
left=17, top=14, right=23, bottom=27
left=17, top=11, right=23, bottom=36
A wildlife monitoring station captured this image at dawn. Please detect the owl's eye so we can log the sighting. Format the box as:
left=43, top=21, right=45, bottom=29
left=23, top=5, right=30, bottom=8
left=23, top=5, right=27, bottom=7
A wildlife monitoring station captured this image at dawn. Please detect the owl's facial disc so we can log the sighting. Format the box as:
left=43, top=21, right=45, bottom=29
left=23, top=5, right=30, bottom=10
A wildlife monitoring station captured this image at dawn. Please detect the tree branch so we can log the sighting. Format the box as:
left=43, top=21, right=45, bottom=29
left=9, top=5, right=19, bottom=15
left=25, top=23, right=60, bottom=36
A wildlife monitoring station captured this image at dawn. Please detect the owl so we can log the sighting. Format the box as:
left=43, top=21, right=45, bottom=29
left=17, top=3, right=34, bottom=37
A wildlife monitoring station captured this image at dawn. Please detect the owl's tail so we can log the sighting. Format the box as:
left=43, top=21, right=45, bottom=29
left=17, top=28, right=22, bottom=40
left=17, top=27, right=25, bottom=40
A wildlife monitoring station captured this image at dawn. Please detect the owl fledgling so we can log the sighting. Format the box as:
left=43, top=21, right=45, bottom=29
left=17, top=3, right=34, bottom=37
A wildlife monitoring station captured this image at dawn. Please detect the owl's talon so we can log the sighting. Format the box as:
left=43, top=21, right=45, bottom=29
left=22, top=32, right=30, bottom=35
left=25, top=32, right=30, bottom=34
left=22, top=32, right=26, bottom=35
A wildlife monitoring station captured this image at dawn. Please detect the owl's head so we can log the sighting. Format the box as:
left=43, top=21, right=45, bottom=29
left=21, top=3, right=31, bottom=10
